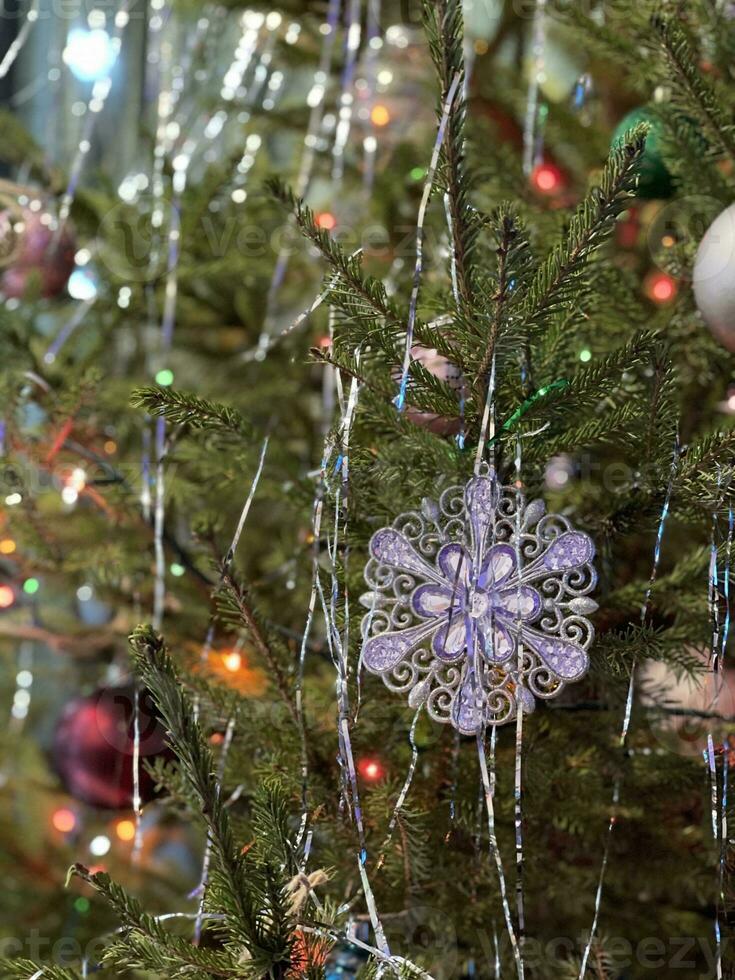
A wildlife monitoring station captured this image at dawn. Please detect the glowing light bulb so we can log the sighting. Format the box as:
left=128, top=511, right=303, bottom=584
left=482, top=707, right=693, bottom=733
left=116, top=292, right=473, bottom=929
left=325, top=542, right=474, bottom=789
left=370, top=104, right=390, bottom=127
left=89, top=834, right=111, bottom=856
left=63, top=28, right=117, bottom=83
left=68, top=267, right=98, bottom=300
left=316, top=212, right=336, bottom=231
left=115, top=819, right=136, bottom=842
left=0, top=585, right=14, bottom=608
left=358, top=757, right=384, bottom=781
left=0, top=538, right=16, bottom=555
left=531, top=162, right=563, bottom=195
left=645, top=272, right=677, bottom=305
left=52, top=807, right=77, bottom=833
left=222, top=651, right=242, bottom=672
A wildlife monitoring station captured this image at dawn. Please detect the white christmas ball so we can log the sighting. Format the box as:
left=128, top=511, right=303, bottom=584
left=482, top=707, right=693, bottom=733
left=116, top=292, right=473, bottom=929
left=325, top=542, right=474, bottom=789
left=693, top=203, right=735, bottom=351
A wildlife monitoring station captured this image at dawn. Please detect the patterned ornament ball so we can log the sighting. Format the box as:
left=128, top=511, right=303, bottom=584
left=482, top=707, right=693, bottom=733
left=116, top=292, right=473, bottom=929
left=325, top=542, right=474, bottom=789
left=693, top=203, right=735, bottom=352
left=641, top=649, right=735, bottom=758
left=396, top=344, right=464, bottom=436
left=360, top=470, right=597, bottom=733
left=611, top=107, right=673, bottom=200
left=53, top=683, right=171, bottom=809
left=1, top=209, right=76, bottom=299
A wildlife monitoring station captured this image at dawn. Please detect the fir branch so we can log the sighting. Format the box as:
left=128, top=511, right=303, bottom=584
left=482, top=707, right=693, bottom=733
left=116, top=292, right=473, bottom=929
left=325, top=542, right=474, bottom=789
left=517, top=127, right=648, bottom=340
left=217, top=574, right=300, bottom=730
left=680, top=429, right=735, bottom=482
left=652, top=14, right=735, bottom=163
left=0, top=963, right=82, bottom=980
left=131, top=386, right=253, bottom=438
left=310, top=346, right=386, bottom=397
left=128, top=625, right=293, bottom=966
left=424, top=0, right=477, bottom=314
left=475, top=208, right=520, bottom=397
left=494, top=331, right=657, bottom=433
left=643, top=345, right=677, bottom=464
left=67, top=865, right=240, bottom=977
left=267, top=177, right=462, bottom=364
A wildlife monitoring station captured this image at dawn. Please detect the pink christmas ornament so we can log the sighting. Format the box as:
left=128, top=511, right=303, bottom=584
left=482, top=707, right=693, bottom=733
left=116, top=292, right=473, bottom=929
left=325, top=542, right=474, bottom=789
left=1, top=209, right=75, bottom=299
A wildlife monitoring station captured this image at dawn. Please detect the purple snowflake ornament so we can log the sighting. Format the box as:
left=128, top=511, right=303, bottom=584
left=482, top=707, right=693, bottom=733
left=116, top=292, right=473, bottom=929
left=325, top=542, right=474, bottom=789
left=360, top=470, right=597, bottom=733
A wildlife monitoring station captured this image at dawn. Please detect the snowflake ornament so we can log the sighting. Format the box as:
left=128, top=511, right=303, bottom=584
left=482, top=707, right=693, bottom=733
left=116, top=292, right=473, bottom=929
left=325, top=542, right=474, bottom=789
left=359, top=470, right=598, bottom=733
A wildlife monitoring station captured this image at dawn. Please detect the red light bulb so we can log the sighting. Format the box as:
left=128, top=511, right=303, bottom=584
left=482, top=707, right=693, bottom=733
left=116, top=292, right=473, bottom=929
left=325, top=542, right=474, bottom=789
left=531, top=162, right=563, bottom=195
left=358, top=756, right=385, bottom=782
left=644, top=271, right=677, bottom=305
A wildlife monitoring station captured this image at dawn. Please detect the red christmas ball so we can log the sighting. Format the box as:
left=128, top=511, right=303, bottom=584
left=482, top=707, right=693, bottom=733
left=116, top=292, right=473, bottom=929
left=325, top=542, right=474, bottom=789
left=1, top=209, right=76, bottom=299
left=53, top=684, right=171, bottom=810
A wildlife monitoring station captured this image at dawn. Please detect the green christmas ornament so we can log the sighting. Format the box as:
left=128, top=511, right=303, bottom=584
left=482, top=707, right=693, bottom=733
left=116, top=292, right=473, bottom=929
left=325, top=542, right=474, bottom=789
left=611, top=106, right=674, bottom=200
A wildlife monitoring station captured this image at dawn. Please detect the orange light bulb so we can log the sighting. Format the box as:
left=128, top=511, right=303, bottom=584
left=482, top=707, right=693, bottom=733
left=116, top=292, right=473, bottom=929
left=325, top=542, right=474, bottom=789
left=370, top=104, right=390, bottom=127
left=52, top=808, right=77, bottom=833
left=316, top=212, right=336, bottom=231
left=222, top=651, right=242, bottom=673
left=115, top=819, right=136, bottom=842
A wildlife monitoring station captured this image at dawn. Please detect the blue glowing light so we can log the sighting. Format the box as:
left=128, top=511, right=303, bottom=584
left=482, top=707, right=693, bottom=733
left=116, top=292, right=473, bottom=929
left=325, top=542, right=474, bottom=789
left=63, top=28, right=117, bottom=83
left=67, top=267, right=98, bottom=301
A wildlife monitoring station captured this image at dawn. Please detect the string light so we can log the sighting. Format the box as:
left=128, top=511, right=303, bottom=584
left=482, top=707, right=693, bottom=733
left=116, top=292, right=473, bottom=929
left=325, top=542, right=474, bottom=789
left=89, top=835, right=111, bottom=857
left=115, top=819, right=136, bottom=842
left=222, top=651, right=242, bottom=672
left=67, top=267, right=98, bottom=300
left=52, top=808, right=77, bottom=833
left=63, top=28, right=118, bottom=83
left=645, top=271, right=677, bottom=304
left=0, top=539, right=16, bottom=555
left=0, top=585, right=15, bottom=608
left=22, top=578, right=39, bottom=595
left=316, top=212, right=336, bottom=231
left=370, top=104, right=390, bottom=126
left=357, top=757, right=385, bottom=781
left=531, top=161, right=563, bottom=195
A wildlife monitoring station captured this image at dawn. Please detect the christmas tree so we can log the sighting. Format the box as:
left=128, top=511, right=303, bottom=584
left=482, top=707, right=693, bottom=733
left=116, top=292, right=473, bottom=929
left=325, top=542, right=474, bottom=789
left=2, top=0, right=735, bottom=978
